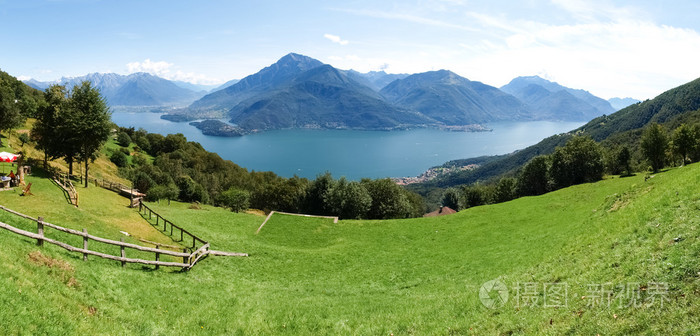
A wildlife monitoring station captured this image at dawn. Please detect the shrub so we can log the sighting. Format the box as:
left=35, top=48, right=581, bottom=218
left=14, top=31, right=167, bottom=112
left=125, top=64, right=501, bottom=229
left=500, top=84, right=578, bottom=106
left=110, top=150, right=128, bottom=168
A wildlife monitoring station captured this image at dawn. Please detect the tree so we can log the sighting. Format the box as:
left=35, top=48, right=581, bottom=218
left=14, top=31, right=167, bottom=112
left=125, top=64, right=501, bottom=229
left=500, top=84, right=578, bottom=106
left=218, top=187, right=250, bottom=213
left=617, top=146, right=632, bottom=176
left=69, top=81, right=112, bottom=187
left=362, top=178, right=413, bottom=219
left=517, top=156, right=549, bottom=196
left=548, top=136, right=604, bottom=189
left=18, top=133, right=30, bottom=147
left=671, top=124, right=697, bottom=165
left=304, top=172, right=335, bottom=215
left=441, top=188, right=460, bottom=211
left=0, top=78, right=25, bottom=146
left=461, top=185, right=486, bottom=209
left=325, top=177, right=371, bottom=219
left=32, top=85, right=70, bottom=169
left=641, top=123, right=668, bottom=172
left=493, top=177, right=517, bottom=203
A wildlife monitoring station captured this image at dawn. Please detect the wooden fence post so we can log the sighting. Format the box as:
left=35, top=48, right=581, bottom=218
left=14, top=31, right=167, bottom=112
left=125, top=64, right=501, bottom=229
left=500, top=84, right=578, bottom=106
left=36, top=217, right=44, bottom=246
left=163, top=217, right=166, bottom=231
left=120, top=237, right=126, bottom=267
left=182, top=248, right=188, bottom=265
left=156, top=216, right=159, bottom=226
left=192, top=236, right=196, bottom=249
left=82, top=228, right=88, bottom=261
left=169, top=223, right=173, bottom=236
left=180, top=229, right=183, bottom=242
left=155, top=246, right=160, bottom=270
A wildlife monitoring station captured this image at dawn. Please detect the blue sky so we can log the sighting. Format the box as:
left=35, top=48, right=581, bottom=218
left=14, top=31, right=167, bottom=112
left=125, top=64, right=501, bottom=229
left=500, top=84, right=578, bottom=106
left=1, top=0, right=699, bottom=100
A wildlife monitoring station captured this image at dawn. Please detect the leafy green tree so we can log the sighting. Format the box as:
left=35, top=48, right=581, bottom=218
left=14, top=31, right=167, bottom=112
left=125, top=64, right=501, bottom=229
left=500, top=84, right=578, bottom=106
left=0, top=78, right=25, bottom=146
left=617, top=146, right=632, bottom=176
left=441, top=188, right=460, bottom=211
left=641, top=123, right=668, bottom=172
left=517, top=155, right=549, bottom=196
left=176, top=175, right=209, bottom=203
left=493, top=177, right=517, bottom=203
left=304, top=172, right=335, bottom=215
left=217, top=187, right=251, bottom=213
left=548, top=136, right=604, bottom=189
left=671, top=124, right=697, bottom=165
left=117, top=131, right=132, bottom=147
left=461, top=185, right=486, bottom=209
left=18, top=133, right=30, bottom=147
left=326, top=177, right=371, bottom=219
left=32, top=85, right=70, bottom=169
left=69, top=81, right=112, bottom=187
left=133, top=171, right=156, bottom=194
left=362, top=178, right=413, bottom=219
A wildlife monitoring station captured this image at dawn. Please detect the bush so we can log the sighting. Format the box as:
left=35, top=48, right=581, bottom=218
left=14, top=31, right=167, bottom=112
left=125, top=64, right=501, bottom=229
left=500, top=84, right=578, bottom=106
left=217, top=188, right=251, bottom=213
left=117, top=131, right=131, bottom=147
left=110, top=150, right=128, bottom=168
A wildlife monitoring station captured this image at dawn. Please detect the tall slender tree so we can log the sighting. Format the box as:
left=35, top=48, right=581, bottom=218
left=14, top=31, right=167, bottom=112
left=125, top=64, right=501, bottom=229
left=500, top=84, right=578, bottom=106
left=641, top=123, right=668, bottom=172
left=69, top=81, right=111, bottom=187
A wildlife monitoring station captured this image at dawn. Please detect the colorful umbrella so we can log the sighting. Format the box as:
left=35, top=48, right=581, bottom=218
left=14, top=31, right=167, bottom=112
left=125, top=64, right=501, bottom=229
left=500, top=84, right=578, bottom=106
left=0, top=152, right=18, bottom=174
left=0, top=152, right=18, bottom=162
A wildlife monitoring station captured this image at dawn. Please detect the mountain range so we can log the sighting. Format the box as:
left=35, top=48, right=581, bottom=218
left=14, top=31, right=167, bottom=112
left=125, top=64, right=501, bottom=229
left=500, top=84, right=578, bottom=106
left=24, top=72, right=208, bottom=107
left=23, top=52, right=635, bottom=133
left=500, top=76, right=615, bottom=121
left=166, top=53, right=625, bottom=133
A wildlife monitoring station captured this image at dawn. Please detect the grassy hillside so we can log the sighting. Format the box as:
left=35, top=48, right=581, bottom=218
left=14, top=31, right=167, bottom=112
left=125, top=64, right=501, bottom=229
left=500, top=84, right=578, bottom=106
left=0, top=153, right=698, bottom=334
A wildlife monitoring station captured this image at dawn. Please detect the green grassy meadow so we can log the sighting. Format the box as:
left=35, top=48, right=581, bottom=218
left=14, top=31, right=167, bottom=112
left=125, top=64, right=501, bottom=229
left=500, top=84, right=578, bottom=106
left=0, top=162, right=698, bottom=334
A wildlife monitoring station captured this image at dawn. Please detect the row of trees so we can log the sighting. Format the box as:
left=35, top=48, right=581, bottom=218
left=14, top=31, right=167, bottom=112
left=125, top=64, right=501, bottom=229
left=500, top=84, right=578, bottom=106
left=115, top=127, right=425, bottom=220
left=443, top=122, right=700, bottom=211
left=0, top=69, right=43, bottom=145
left=442, top=135, right=606, bottom=210
left=32, top=83, right=111, bottom=186
left=641, top=123, right=700, bottom=172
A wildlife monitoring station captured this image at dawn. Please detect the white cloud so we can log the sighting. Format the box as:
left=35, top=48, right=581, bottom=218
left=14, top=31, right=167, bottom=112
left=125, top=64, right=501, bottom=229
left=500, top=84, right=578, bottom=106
left=126, top=59, right=173, bottom=77
left=125, top=59, right=222, bottom=84
left=324, top=33, right=349, bottom=45
left=448, top=9, right=700, bottom=99
left=16, top=75, right=31, bottom=81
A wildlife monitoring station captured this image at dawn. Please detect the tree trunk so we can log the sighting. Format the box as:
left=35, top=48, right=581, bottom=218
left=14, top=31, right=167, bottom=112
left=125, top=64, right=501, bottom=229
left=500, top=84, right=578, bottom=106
left=84, top=159, right=89, bottom=188
left=68, top=157, right=73, bottom=176
left=43, top=152, right=48, bottom=170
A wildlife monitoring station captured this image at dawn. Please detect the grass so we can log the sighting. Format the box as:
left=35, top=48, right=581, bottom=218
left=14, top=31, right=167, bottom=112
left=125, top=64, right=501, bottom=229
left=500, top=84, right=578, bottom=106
left=0, top=155, right=699, bottom=334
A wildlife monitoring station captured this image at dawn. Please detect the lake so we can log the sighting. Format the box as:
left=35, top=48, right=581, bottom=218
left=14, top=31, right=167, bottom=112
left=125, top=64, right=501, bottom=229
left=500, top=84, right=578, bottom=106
left=111, top=112, right=584, bottom=180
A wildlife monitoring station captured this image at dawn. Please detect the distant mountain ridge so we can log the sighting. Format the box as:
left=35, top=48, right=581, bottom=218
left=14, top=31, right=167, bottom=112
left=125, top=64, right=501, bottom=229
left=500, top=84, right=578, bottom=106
left=608, top=97, right=641, bottom=111
left=501, top=76, right=615, bottom=121
left=24, top=72, right=207, bottom=107
left=178, top=54, right=613, bottom=133
left=380, top=70, right=530, bottom=125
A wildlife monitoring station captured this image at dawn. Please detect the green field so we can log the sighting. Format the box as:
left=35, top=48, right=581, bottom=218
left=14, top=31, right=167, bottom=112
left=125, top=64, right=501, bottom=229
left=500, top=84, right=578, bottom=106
left=0, top=162, right=698, bottom=335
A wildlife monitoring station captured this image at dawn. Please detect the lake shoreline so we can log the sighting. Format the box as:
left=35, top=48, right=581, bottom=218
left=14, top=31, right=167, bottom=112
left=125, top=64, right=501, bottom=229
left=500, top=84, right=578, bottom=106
left=112, top=111, right=584, bottom=180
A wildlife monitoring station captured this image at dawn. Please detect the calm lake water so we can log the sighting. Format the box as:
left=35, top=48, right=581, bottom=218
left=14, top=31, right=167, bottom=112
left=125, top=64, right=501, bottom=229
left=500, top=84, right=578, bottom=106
left=111, top=112, right=584, bottom=180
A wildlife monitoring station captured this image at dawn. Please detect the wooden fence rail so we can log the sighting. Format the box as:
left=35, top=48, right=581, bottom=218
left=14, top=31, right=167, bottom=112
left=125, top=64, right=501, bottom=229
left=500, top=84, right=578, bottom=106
left=0, top=205, right=209, bottom=270
left=54, top=173, right=78, bottom=207
left=138, top=202, right=208, bottom=249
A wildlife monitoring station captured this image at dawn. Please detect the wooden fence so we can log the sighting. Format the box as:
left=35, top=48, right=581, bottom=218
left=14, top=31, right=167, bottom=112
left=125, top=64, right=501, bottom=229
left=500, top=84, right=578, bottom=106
left=0, top=205, right=209, bottom=270
left=54, top=173, right=78, bottom=207
left=138, top=202, right=207, bottom=250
